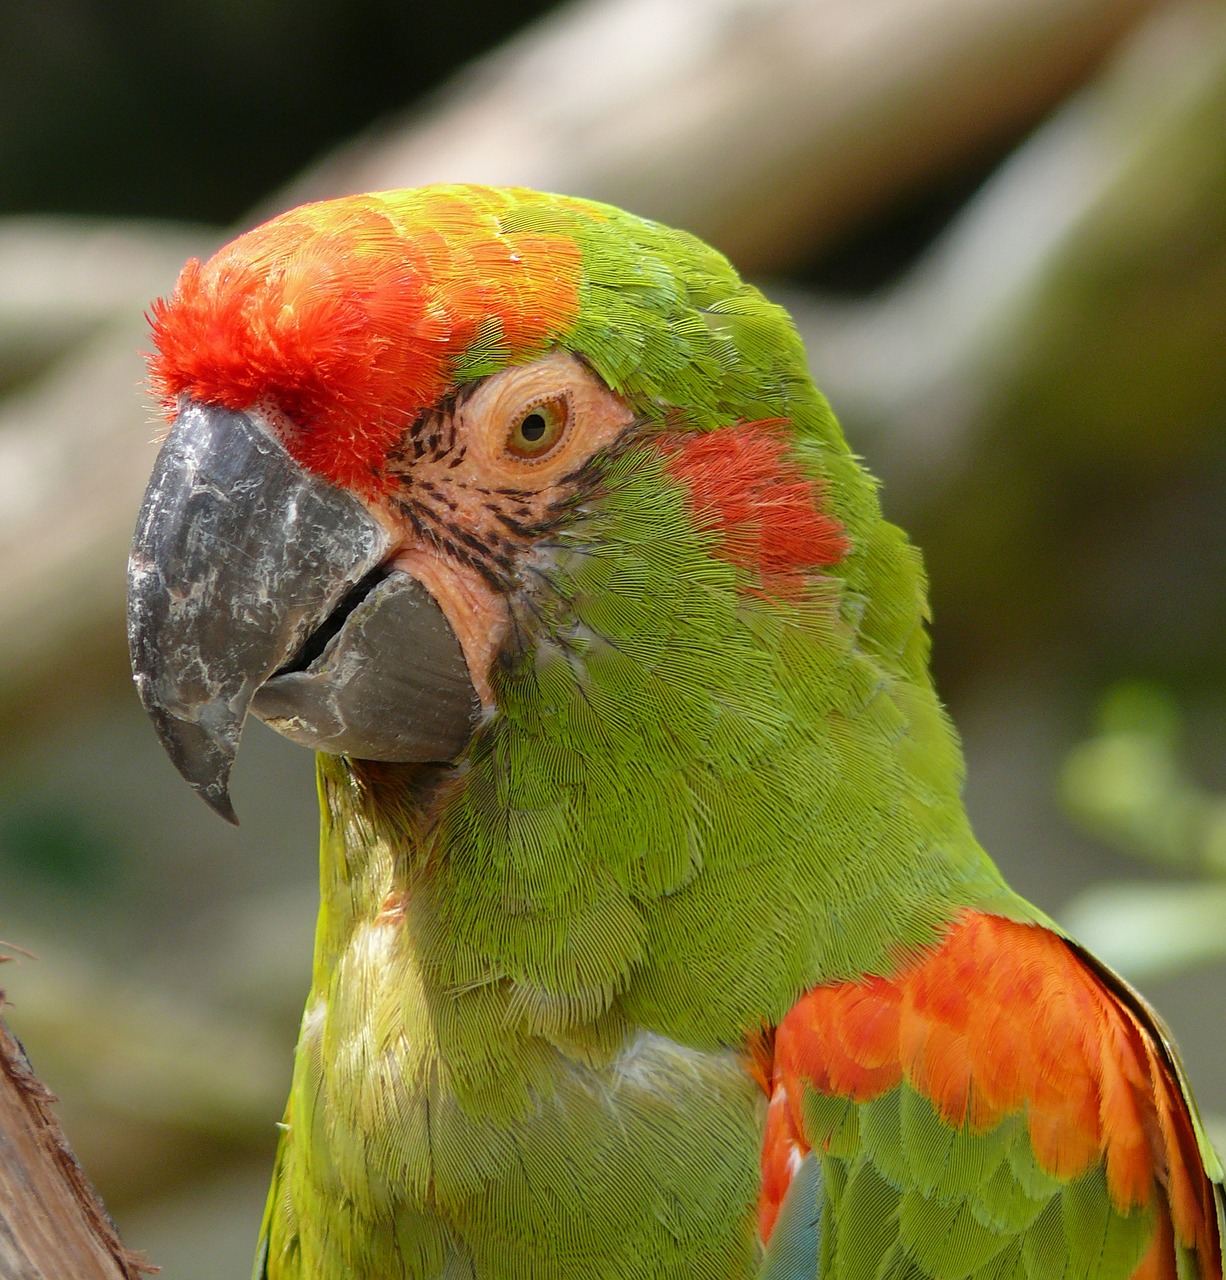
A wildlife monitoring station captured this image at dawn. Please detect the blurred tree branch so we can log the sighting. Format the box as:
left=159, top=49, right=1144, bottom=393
left=283, top=0, right=1169, bottom=275
left=789, top=0, right=1226, bottom=482
left=788, top=0, right=1226, bottom=671
left=0, top=220, right=211, bottom=736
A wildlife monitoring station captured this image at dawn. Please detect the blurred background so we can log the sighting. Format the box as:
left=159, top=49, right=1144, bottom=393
left=0, top=0, right=1224, bottom=1274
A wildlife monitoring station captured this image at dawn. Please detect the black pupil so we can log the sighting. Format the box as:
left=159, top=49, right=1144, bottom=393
left=520, top=413, right=547, bottom=443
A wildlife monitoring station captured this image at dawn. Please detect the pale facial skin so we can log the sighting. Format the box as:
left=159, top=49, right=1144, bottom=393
left=371, top=350, right=636, bottom=706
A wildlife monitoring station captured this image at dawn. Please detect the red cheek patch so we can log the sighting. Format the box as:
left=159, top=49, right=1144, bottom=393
left=660, top=422, right=849, bottom=595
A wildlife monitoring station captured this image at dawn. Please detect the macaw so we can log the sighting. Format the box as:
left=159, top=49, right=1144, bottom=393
left=126, top=186, right=1224, bottom=1280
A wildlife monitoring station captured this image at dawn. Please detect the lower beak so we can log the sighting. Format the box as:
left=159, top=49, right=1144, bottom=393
left=127, top=401, right=478, bottom=822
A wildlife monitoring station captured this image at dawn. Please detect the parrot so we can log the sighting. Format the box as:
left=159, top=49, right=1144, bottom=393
left=125, top=185, right=1225, bottom=1280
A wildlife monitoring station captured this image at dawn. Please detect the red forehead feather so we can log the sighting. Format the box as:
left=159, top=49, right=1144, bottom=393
left=147, top=191, right=583, bottom=494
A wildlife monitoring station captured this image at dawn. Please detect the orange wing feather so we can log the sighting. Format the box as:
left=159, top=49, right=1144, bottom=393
left=758, top=911, right=1222, bottom=1278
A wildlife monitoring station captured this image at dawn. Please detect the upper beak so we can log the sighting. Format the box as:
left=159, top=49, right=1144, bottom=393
left=127, top=401, right=478, bottom=822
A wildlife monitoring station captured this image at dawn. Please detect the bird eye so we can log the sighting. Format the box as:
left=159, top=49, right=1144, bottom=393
left=506, top=396, right=568, bottom=459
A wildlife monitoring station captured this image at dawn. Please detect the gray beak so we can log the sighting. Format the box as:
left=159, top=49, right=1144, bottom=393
left=127, top=401, right=479, bottom=822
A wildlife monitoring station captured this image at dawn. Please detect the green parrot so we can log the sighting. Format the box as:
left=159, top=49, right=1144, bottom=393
left=126, top=186, right=1224, bottom=1280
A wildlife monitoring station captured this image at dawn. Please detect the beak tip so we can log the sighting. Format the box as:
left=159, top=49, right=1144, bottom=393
left=205, top=789, right=241, bottom=826
left=141, top=696, right=244, bottom=827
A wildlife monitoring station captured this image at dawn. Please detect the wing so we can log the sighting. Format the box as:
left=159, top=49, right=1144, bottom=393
left=758, top=910, right=1225, bottom=1280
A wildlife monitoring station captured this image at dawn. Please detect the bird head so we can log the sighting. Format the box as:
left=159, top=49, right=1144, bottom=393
left=129, top=186, right=917, bottom=837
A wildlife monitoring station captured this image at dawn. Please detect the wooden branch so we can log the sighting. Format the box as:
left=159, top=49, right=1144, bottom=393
left=0, top=996, right=154, bottom=1279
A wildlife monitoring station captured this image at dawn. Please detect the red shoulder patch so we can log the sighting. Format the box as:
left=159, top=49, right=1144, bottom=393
left=660, top=422, right=849, bottom=595
left=757, top=911, right=1221, bottom=1276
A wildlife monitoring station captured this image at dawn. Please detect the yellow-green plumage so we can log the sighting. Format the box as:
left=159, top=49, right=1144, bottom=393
left=257, top=754, right=765, bottom=1278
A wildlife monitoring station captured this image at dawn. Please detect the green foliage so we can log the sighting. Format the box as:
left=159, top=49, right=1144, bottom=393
left=0, top=789, right=119, bottom=889
left=1061, top=683, right=1226, bottom=982
left=1063, top=683, right=1226, bottom=876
